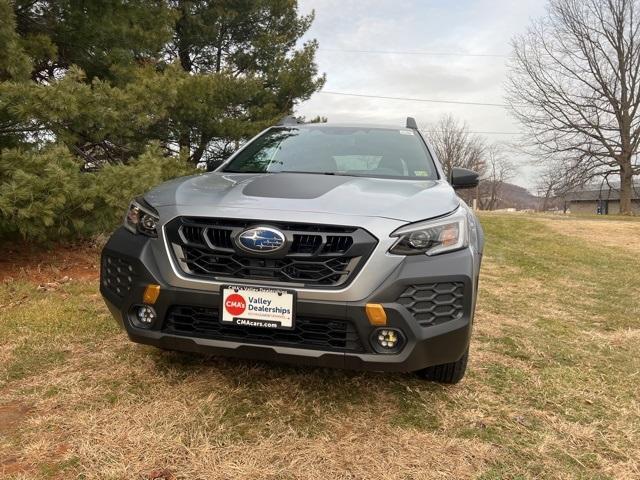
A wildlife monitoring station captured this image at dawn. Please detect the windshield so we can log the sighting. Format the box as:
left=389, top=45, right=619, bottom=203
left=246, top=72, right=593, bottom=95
left=223, top=126, right=438, bottom=179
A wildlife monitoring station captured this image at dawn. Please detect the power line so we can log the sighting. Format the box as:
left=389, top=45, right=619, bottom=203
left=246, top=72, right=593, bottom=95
left=318, top=91, right=509, bottom=108
left=319, top=47, right=509, bottom=58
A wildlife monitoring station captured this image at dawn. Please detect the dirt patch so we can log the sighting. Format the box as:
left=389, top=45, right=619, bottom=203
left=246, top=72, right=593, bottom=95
left=0, top=402, right=32, bottom=436
left=0, top=444, right=68, bottom=478
left=0, top=243, right=99, bottom=283
left=0, top=402, right=33, bottom=475
left=1, top=456, right=30, bottom=476
left=147, top=468, right=177, bottom=480
left=540, top=217, right=640, bottom=254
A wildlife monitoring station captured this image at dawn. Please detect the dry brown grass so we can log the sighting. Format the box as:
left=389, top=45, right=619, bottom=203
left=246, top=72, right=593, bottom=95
left=1, top=214, right=639, bottom=479
left=539, top=216, right=640, bottom=255
left=0, top=335, right=498, bottom=479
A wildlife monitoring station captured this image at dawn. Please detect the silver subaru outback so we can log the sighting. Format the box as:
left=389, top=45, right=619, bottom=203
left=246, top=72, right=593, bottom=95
left=100, top=117, right=484, bottom=383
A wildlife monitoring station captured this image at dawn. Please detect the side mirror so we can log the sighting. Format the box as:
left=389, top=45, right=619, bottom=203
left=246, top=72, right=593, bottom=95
left=451, top=167, right=479, bottom=189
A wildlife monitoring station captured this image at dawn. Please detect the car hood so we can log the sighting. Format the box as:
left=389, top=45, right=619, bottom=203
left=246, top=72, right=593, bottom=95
left=145, top=172, right=460, bottom=222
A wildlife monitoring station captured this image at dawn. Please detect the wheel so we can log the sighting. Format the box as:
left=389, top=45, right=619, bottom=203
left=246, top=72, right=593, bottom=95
left=417, top=348, right=469, bottom=384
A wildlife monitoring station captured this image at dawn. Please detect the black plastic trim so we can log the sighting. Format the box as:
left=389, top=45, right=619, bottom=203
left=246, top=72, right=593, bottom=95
left=164, top=217, right=378, bottom=288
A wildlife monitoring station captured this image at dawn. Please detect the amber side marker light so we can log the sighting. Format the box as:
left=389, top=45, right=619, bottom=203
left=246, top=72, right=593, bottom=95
left=143, top=284, right=161, bottom=304
left=365, top=303, right=387, bottom=326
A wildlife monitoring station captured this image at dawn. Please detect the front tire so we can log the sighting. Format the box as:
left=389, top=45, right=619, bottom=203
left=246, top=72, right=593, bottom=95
left=417, top=348, right=468, bottom=384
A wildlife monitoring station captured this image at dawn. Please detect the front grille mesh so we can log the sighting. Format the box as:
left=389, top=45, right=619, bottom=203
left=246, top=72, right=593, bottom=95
left=181, top=248, right=353, bottom=285
left=205, top=228, right=233, bottom=249
left=164, top=305, right=364, bottom=352
left=322, top=235, right=353, bottom=254
left=166, top=217, right=377, bottom=287
left=290, top=234, right=322, bottom=254
left=398, top=282, right=465, bottom=326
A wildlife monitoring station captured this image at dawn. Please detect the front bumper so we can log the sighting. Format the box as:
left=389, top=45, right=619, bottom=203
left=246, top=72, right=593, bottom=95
left=100, top=227, right=480, bottom=372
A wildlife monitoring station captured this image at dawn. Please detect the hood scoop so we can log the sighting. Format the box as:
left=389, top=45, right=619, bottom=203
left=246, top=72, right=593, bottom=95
left=242, top=173, right=352, bottom=199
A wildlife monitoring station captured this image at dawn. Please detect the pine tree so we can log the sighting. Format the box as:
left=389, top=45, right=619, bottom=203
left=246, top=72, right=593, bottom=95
left=0, top=0, right=324, bottom=241
left=2, top=0, right=324, bottom=166
left=167, top=0, right=325, bottom=166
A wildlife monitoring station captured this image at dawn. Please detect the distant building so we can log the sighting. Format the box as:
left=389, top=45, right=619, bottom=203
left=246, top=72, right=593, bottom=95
left=566, top=181, right=640, bottom=214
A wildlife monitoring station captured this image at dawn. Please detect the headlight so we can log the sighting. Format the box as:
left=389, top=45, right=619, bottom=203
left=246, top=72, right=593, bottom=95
left=389, top=208, right=468, bottom=256
left=124, top=197, right=159, bottom=237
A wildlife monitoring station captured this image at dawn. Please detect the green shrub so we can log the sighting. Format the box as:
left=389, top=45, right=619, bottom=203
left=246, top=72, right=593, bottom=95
left=81, top=146, right=197, bottom=236
left=0, top=144, right=197, bottom=242
left=0, top=145, right=85, bottom=241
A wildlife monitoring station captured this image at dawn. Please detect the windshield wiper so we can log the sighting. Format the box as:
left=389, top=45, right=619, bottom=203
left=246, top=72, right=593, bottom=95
left=225, top=170, right=368, bottom=177
left=277, top=170, right=337, bottom=175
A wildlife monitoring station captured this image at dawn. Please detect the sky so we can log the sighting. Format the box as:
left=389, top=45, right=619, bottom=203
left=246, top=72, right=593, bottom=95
left=295, top=0, right=548, bottom=190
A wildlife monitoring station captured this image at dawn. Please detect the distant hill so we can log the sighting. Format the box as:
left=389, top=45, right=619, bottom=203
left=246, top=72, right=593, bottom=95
left=495, top=182, right=540, bottom=210
left=462, top=181, right=542, bottom=211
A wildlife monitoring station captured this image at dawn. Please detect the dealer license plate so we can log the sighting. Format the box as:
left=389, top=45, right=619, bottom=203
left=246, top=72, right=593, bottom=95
left=221, top=285, right=295, bottom=330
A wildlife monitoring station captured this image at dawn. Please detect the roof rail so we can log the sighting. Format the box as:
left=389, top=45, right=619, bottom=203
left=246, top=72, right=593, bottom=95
left=406, top=117, right=418, bottom=129
left=277, top=115, right=299, bottom=126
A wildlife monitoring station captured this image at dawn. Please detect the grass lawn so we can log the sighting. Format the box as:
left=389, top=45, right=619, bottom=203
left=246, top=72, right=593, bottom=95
left=1, top=214, right=639, bottom=479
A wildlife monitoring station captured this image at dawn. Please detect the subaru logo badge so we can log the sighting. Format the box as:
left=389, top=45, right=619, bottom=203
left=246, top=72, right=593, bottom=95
left=236, top=227, right=286, bottom=253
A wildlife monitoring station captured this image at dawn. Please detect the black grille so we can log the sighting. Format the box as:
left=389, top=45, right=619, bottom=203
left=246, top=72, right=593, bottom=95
left=323, top=235, right=353, bottom=254
left=181, top=248, right=353, bottom=284
left=166, top=217, right=377, bottom=288
left=182, top=225, right=203, bottom=244
left=398, top=282, right=465, bottom=327
left=290, top=234, right=322, bottom=254
left=164, top=305, right=364, bottom=352
left=205, top=228, right=233, bottom=249
left=101, top=255, right=136, bottom=298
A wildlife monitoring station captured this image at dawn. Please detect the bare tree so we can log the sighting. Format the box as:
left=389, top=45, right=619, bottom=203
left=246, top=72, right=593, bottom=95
left=536, top=161, right=571, bottom=211
left=535, top=155, right=612, bottom=210
left=507, top=0, right=640, bottom=214
left=426, top=114, right=487, bottom=178
left=479, top=144, right=516, bottom=210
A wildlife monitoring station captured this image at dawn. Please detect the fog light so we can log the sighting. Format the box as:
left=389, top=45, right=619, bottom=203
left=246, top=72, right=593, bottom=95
left=378, top=329, right=398, bottom=348
left=371, top=328, right=404, bottom=353
left=136, top=305, right=156, bottom=326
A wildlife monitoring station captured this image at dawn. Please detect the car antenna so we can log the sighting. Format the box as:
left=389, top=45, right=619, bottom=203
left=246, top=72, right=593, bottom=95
left=406, top=117, right=418, bottom=129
